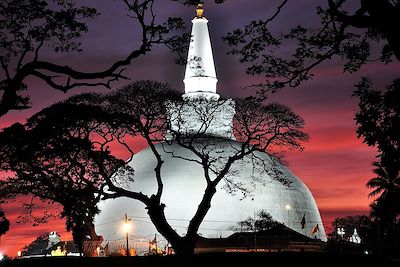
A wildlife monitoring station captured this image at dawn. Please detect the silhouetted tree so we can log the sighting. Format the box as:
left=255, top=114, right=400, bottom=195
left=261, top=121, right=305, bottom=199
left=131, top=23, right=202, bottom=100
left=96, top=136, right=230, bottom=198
left=0, top=209, right=10, bottom=236
left=178, top=4, right=400, bottom=240
left=367, top=163, right=400, bottom=199
left=354, top=77, right=400, bottom=200
left=5, top=0, right=397, bottom=116
left=0, top=79, right=308, bottom=255
left=0, top=96, right=129, bottom=254
left=0, top=0, right=187, bottom=117
left=223, top=0, right=400, bottom=95
left=367, top=161, right=400, bottom=233
left=354, top=77, right=400, bottom=254
left=354, top=77, right=400, bottom=165
left=96, top=80, right=308, bottom=255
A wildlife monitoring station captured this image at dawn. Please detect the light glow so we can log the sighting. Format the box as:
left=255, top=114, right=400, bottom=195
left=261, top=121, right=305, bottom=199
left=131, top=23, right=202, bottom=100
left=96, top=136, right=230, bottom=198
left=285, top=204, right=291, bottom=210
left=122, top=221, right=132, bottom=233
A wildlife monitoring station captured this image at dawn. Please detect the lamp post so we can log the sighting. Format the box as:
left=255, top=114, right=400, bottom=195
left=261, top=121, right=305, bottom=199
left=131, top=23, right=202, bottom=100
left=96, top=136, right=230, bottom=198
left=123, top=214, right=132, bottom=257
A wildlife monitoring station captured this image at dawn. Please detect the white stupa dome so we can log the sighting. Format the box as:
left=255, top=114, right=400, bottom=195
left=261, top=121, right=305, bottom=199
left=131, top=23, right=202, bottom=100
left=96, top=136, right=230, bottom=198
left=95, top=139, right=326, bottom=242
left=94, top=5, right=326, bottom=246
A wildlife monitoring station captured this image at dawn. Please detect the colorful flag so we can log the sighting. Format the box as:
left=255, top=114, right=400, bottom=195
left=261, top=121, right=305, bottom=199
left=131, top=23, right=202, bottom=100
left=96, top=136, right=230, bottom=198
left=310, top=224, right=319, bottom=235
left=301, top=215, right=306, bottom=229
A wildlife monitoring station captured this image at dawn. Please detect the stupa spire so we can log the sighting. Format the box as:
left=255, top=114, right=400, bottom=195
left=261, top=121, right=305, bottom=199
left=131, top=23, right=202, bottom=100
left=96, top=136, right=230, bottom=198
left=183, top=4, right=219, bottom=100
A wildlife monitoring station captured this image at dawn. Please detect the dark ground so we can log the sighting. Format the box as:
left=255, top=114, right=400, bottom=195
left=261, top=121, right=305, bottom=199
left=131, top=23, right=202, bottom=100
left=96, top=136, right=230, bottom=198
left=1, top=253, right=400, bottom=267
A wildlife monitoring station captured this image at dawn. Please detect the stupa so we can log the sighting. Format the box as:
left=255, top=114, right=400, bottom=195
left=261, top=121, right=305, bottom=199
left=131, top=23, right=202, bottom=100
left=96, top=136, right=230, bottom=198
left=95, top=4, right=327, bottom=245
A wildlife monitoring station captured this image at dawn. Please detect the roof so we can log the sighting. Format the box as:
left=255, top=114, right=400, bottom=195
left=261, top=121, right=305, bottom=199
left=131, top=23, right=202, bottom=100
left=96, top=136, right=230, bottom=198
left=196, top=224, right=323, bottom=250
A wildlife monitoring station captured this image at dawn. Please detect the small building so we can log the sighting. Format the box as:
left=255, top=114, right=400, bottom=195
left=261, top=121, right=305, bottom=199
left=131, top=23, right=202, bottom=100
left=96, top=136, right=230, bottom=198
left=19, top=232, right=81, bottom=258
left=195, top=225, right=325, bottom=254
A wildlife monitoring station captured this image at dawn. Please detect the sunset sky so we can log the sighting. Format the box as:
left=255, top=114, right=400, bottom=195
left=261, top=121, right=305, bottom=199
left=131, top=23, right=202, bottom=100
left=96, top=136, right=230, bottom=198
left=1, top=0, right=399, bottom=256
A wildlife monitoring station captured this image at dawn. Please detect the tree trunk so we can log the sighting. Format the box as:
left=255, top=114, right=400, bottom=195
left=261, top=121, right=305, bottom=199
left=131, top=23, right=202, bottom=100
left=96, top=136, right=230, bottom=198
left=145, top=185, right=217, bottom=255
left=87, top=220, right=103, bottom=241
left=173, top=237, right=197, bottom=255
left=187, top=185, right=216, bottom=238
left=146, top=198, right=200, bottom=255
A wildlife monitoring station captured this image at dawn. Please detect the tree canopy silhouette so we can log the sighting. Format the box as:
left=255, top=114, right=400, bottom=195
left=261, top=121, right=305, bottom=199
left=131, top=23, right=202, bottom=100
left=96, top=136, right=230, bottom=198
left=223, top=0, right=400, bottom=95
left=354, top=77, right=400, bottom=200
left=354, top=78, right=400, bottom=165
left=1, top=80, right=309, bottom=255
left=354, top=77, right=400, bottom=248
left=0, top=0, right=187, bottom=117
left=90, top=80, right=308, bottom=255
left=0, top=95, right=130, bottom=253
left=2, top=1, right=398, bottom=114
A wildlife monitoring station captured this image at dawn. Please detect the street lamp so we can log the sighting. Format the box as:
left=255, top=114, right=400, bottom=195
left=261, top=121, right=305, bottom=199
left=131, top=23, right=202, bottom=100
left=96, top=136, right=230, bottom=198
left=123, top=214, right=132, bottom=257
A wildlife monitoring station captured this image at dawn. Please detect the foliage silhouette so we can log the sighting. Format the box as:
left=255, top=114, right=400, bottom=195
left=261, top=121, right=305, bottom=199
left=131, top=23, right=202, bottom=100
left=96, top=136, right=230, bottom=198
left=1, top=80, right=308, bottom=255
left=223, top=0, right=400, bottom=95
left=0, top=96, right=129, bottom=253
left=354, top=77, right=400, bottom=256
left=0, top=0, right=188, bottom=117
left=93, top=80, right=308, bottom=255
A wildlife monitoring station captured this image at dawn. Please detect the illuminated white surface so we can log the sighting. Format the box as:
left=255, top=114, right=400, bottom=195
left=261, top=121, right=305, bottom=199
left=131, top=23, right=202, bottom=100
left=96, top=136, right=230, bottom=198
left=96, top=140, right=327, bottom=242
left=350, top=228, right=361, bottom=244
left=122, top=221, right=132, bottom=233
left=184, top=16, right=218, bottom=97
